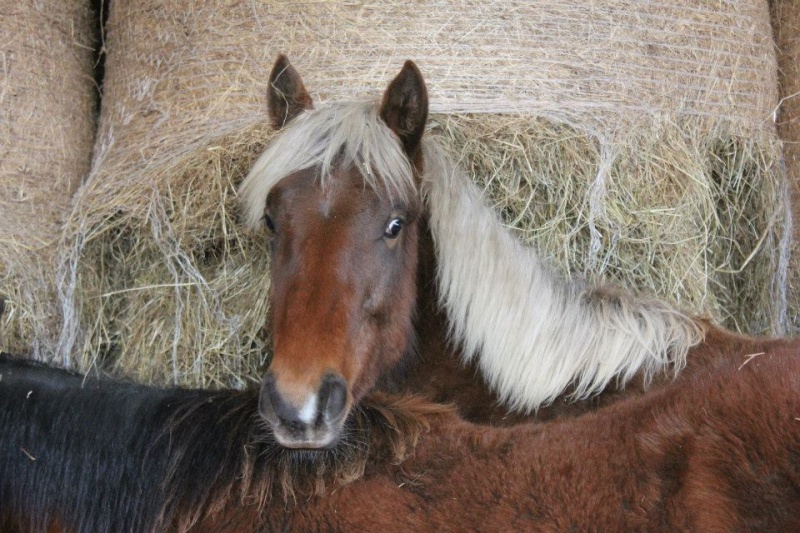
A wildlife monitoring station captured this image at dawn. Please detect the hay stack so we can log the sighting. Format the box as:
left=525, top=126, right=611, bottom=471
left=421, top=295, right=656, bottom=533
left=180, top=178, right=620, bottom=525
left=0, top=0, right=96, bottom=357
left=770, top=0, right=800, bottom=331
left=60, top=0, right=787, bottom=387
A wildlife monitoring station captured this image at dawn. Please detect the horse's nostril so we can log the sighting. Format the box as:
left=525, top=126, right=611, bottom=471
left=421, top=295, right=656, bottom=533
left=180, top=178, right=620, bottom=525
left=318, top=373, right=348, bottom=422
left=259, top=373, right=297, bottom=422
left=258, top=373, right=279, bottom=424
left=261, top=375, right=306, bottom=426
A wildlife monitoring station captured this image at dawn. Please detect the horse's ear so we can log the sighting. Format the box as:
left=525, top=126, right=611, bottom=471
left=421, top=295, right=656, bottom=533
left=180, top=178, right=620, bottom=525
left=268, top=54, right=313, bottom=130
left=380, top=60, right=429, bottom=155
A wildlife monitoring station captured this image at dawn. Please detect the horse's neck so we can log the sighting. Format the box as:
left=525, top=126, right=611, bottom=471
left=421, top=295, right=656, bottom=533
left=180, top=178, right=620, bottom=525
left=376, top=221, right=525, bottom=424
left=399, top=222, right=676, bottom=425
left=376, top=219, right=456, bottom=383
left=412, top=218, right=450, bottom=355
left=379, top=221, right=598, bottom=425
left=385, top=216, right=756, bottom=425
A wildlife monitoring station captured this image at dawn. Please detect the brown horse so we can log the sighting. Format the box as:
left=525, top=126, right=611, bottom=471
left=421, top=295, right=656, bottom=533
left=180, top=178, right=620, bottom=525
left=238, top=55, right=799, bottom=449
left=2, top=346, right=798, bottom=532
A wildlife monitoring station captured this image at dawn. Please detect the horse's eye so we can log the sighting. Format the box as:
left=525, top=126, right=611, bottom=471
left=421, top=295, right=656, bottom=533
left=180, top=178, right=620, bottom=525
left=384, top=218, right=404, bottom=239
left=264, top=214, right=275, bottom=232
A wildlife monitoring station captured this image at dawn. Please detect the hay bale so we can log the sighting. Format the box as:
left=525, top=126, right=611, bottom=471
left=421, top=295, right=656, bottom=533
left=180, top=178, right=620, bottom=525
left=60, top=0, right=787, bottom=387
left=770, top=0, right=800, bottom=331
left=0, top=0, right=97, bottom=357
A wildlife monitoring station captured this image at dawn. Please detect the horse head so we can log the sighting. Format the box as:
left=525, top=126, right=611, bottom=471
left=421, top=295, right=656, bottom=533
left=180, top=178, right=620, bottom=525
left=240, top=55, right=429, bottom=449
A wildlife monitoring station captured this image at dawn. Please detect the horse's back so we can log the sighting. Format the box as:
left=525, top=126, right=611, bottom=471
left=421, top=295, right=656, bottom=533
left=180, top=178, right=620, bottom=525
left=0, top=353, right=109, bottom=391
left=0, top=356, right=234, bottom=533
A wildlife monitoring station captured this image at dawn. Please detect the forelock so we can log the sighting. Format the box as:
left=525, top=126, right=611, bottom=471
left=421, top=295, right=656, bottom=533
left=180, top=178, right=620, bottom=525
left=239, top=101, right=417, bottom=230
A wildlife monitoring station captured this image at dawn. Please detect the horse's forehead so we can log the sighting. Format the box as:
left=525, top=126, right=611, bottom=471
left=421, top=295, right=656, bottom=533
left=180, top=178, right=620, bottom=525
left=271, top=166, right=388, bottom=215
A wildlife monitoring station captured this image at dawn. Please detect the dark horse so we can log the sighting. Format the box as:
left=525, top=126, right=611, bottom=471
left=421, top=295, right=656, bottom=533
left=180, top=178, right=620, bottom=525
left=238, top=55, right=800, bottom=448
left=1, top=347, right=799, bottom=531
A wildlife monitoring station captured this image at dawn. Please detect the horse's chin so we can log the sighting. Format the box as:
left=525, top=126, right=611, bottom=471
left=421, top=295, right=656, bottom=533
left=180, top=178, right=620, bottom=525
left=269, top=420, right=345, bottom=451
left=275, top=433, right=341, bottom=451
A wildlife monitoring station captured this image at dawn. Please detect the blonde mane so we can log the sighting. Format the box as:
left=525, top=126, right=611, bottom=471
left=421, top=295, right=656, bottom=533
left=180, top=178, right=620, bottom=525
left=421, top=141, right=706, bottom=411
left=239, top=99, right=707, bottom=413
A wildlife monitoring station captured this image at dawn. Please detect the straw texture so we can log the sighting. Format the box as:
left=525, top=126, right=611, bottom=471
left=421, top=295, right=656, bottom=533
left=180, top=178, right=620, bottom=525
left=770, top=0, right=800, bottom=332
left=0, top=0, right=96, bottom=356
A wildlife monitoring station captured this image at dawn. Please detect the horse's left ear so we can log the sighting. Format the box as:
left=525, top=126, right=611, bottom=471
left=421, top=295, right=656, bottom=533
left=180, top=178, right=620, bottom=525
left=268, top=54, right=313, bottom=130
left=380, top=61, right=429, bottom=155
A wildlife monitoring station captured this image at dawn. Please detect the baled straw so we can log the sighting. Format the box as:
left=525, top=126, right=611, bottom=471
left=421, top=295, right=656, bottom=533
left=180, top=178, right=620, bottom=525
left=0, top=0, right=96, bottom=357
left=58, top=0, right=787, bottom=387
left=770, top=0, right=800, bottom=332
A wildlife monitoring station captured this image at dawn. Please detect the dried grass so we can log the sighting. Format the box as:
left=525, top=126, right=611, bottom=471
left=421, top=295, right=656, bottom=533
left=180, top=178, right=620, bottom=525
left=53, top=0, right=789, bottom=387
left=62, top=127, right=275, bottom=386
left=770, top=0, right=800, bottom=332
left=0, top=0, right=96, bottom=357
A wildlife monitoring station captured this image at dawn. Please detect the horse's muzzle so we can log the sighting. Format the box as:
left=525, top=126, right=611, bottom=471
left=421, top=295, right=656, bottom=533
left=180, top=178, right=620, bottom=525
left=258, top=371, right=349, bottom=449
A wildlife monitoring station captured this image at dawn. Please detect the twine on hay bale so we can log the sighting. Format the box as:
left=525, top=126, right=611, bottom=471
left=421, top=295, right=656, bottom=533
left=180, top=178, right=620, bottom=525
left=0, top=0, right=97, bottom=357
left=770, top=0, right=800, bottom=332
left=58, top=0, right=788, bottom=387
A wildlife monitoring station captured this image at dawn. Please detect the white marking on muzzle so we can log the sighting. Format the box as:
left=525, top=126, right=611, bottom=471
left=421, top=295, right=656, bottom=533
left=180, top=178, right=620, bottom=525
left=297, top=393, right=318, bottom=425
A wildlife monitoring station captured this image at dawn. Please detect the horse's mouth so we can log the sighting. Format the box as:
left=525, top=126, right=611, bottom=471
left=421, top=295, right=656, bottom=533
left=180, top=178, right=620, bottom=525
left=272, top=429, right=341, bottom=451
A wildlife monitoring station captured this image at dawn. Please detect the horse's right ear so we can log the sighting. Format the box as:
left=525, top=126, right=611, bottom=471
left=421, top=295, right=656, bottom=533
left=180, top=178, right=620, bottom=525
left=268, top=54, right=313, bottom=130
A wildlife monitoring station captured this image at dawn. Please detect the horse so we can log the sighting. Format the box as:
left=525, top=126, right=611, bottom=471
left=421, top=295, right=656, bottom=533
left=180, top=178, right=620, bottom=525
left=2, top=346, right=799, bottom=532
left=0, top=353, right=442, bottom=532
left=237, top=55, right=800, bottom=449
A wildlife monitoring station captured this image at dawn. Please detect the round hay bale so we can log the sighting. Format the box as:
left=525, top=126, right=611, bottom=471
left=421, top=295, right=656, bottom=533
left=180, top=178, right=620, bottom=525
left=0, top=0, right=97, bottom=357
left=770, top=0, right=800, bottom=332
left=60, top=0, right=787, bottom=387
